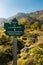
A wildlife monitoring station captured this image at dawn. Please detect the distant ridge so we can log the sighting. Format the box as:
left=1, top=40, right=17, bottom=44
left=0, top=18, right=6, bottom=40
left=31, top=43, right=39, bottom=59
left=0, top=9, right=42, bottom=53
left=0, top=10, right=43, bottom=28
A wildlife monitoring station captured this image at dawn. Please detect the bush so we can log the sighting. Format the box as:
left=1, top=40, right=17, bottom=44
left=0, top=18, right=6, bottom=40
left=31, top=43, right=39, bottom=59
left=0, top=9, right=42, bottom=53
left=41, top=24, right=43, bottom=31
left=17, top=40, right=24, bottom=53
left=30, top=22, right=40, bottom=30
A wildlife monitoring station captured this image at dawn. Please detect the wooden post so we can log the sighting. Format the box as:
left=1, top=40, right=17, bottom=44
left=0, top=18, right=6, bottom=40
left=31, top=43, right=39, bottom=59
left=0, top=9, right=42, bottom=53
left=13, top=36, right=17, bottom=65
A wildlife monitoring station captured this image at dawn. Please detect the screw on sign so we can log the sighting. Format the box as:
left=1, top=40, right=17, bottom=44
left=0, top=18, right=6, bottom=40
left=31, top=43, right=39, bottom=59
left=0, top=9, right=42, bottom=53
left=4, top=18, right=24, bottom=65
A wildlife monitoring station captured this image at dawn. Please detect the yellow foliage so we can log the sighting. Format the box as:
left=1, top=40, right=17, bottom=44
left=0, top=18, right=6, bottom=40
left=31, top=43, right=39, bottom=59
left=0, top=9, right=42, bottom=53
left=20, top=52, right=27, bottom=57
left=0, top=28, right=6, bottom=37
left=18, top=18, right=27, bottom=24
left=0, top=45, right=4, bottom=52
left=17, top=36, right=23, bottom=41
left=17, top=57, right=28, bottom=65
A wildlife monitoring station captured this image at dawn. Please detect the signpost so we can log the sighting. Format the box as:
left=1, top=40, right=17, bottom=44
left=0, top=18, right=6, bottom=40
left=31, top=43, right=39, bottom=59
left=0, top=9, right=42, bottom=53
left=4, top=18, right=24, bottom=65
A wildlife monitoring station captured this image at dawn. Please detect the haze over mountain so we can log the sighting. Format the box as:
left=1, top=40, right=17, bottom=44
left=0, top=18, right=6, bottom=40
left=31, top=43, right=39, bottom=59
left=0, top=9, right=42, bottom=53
left=0, top=10, right=43, bottom=28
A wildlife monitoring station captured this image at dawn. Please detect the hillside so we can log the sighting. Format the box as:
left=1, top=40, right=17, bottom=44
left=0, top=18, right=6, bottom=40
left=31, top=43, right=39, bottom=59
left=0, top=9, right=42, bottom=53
left=0, top=10, right=43, bottom=65
left=29, top=10, right=43, bottom=21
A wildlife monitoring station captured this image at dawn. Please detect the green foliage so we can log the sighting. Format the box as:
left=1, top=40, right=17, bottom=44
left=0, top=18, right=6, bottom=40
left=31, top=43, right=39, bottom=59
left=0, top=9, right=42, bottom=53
left=7, top=36, right=14, bottom=45
left=28, top=33, right=37, bottom=43
left=17, top=40, right=24, bottom=53
left=0, top=35, right=13, bottom=45
left=0, top=18, right=43, bottom=65
left=34, top=54, right=43, bottom=65
left=0, top=34, right=13, bottom=65
left=30, top=22, right=40, bottom=30
left=1, top=35, right=9, bottom=45
left=41, top=24, right=43, bottom=31
left=29, top=21, right=34, bottom=25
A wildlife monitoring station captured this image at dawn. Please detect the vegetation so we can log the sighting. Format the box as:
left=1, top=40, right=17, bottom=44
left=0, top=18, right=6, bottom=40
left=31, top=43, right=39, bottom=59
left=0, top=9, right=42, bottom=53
left=0, top=14, right=43, bottom=65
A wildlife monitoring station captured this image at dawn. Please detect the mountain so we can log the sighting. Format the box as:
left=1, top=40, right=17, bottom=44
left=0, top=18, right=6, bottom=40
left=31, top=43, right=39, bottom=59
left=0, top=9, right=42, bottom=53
left=8, top=10, right=43, bottom=20
left=8, top=10, right=43, bottom=23
left=0, top=18, right=8, bottom=29
left=29, top=10, right=43, bottom=21
left=0, top=10, right=43, bottom=28
left=8, top=13, right=28, bottom=20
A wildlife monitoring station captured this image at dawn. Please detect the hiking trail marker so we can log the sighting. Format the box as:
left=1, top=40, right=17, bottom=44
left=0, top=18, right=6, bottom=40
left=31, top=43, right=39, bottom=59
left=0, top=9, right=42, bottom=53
left=4, top=18, right=24, bottom=36
left=4, top=18, right=24, bottom=65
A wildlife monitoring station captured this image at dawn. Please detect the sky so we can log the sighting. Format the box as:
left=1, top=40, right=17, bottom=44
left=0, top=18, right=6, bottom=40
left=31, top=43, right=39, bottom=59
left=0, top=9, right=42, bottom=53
left=0, top=0, right=43, bottom=18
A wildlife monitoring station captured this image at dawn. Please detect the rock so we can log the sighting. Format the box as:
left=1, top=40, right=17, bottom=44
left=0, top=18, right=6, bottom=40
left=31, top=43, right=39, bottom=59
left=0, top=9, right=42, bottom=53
left=20, top=45, right=34, bottom=53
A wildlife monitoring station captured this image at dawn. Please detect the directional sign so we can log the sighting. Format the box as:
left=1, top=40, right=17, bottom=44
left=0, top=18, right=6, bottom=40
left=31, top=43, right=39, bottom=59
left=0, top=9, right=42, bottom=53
left=4, top=18, right=24, bottom=65
left=4, top=18, right=24, bottom=36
